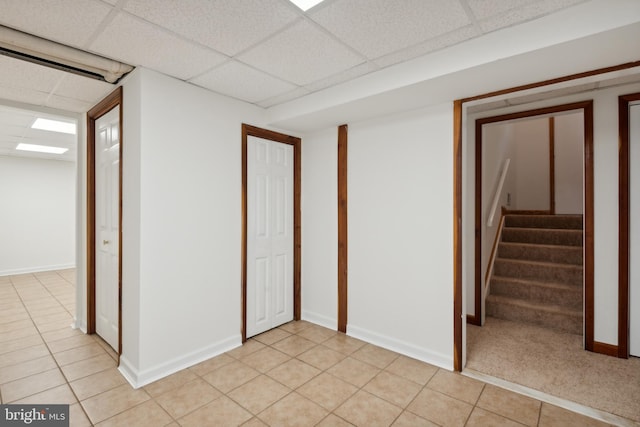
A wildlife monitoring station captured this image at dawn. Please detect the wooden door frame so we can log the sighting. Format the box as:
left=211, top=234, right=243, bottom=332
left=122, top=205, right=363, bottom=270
left=472, top=102, right=594, bottom=335
left=241, top=124, right=301, bottom=342
left=337, top=124, right=348, bottom=333
left=452, top=61, right=640, bottom=371
left=87, top=86, right=123, bottom=359
left=618, top=91, right=640, bottom=358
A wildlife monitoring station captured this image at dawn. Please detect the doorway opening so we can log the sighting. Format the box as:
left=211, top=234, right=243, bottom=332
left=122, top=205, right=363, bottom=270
left=241, top=124, right=301, bottom=342
left=470, top=102, right=593, bottom=346
left=86, top=87, right=123, bottom=358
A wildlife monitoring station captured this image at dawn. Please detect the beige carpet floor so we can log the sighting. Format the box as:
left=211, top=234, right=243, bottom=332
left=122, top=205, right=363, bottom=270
left=466, top=317, right=640, bottom=423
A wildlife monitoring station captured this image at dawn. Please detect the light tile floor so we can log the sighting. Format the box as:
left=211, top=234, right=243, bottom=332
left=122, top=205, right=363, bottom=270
left=0, top=270, right=616, bottom=426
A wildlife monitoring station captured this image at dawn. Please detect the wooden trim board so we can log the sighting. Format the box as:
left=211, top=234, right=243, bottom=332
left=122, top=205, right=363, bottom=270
left=337, top=125, right=348, bottom=333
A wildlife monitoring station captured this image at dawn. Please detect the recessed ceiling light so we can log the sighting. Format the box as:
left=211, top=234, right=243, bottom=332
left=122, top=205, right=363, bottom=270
left=31, top=118, right=76, bottom=135
left=289, top=0, right=325, bottom=11
left=16, top=143, right=69, bottom=154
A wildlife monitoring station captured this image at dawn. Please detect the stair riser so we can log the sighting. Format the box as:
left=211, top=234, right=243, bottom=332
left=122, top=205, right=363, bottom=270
left=498, top=243, right=583, bottom=265
left=491, top=279, right=582, bottom=310
left=486, top=298, right=582, bottom=335
left=504, top=215, right=583, bottom=230
left=502, top=228, right=582, bottom=246
left=494, top=260, right=583, bottom=286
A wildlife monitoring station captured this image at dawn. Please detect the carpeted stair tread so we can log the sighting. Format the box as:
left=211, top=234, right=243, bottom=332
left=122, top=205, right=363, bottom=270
left=491, top=276, right=582, bottom=310
left=504, top=214, right=583, bottom=230
left=493, top=258, right=583, bottom=286
left=502, top=227, right=582, bottom=246
left=498, top=242, right=582, bottom=265
left=486, top=294, right=582, bottom=335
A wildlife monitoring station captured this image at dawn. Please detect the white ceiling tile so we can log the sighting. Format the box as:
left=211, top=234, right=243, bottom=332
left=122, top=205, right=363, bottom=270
left=54, top=74, right=115, bottom=103
left=256, top=87, right=311, bottom=108
left=90, top=12, right=227, bottom=80
left=45, top=95, right=94, bottom=113
left=0, top=84, right=49, bottom=106
left=310, top=0, right=471, bottom=59
left=477, top=0, right=587, bottom=33
left=465, top=0, right=537, bottom=20
left=189, top=61, right=297, bottom=103
left=0, top=0, right=112, bottom=48
left=0, top=55, right=65, bottom=93
left=238, top=20, right=364, bottom=86
left=123, top=0, right=299, bottom=56
left=304, top=62, right=378, bottom=92
left=373, top=26, right=480, bottom=68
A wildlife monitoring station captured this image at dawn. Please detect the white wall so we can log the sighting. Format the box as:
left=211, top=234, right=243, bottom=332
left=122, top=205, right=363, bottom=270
left=554, top=112, right=584, bottom=214
left=119, top=68, right=266, bottom=387
left=0, top=156, right=75, bottom=275
left=347, top=104, right=454, bottom=368
left=301, top=127, right=338, bottom=329
left=512, top=117, right=550, bottom=211
left=480, top=122, right=516, bottom=313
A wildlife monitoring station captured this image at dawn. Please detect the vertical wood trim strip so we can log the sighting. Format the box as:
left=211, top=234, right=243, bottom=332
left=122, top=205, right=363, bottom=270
left=337, top=125, right=348, bottom=333
left=241, top=124, right=302, bottom=341
left=453, top=100, right=463, bottom=371
left=294, top=136, right=302, bottom=322
left=583, top=101, right=595, bottom=352
left=549, top=117, right=555, bottom=214
left=86, top=86, right=123, bottom=360
left=617, top=93, right=640, bottom=358
left=241, top=125, right=248, bottom=342
left=472, top=118, right=482, bottom=327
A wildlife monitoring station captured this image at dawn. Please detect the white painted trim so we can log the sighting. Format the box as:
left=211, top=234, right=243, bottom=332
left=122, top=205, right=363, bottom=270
left=347, top=324, right=453, bottom=371
left=462, top=368, right=636, bottom=427
left=0, top=264, right=76, bottom=277
left=118, top=335, right=242, bottom=389
left=302, top=310, right=337, bottom=331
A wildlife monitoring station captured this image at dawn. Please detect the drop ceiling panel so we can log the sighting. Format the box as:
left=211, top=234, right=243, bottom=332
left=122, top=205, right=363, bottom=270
left=310, top=0, right=471, bottom=59
left=256, top=87, right=311, bottom=108
left=90, top=12, right=228, bottom=80
left=477, top=0, right=586, bottom=33
left=0, top=85, right=50, bottom=106
left=54, top=74, right=115, bottom=103
left=0, top=55, right=65, bottom=93
left=123, top=0, right=300, bottom=56
left=373, top=25, right=479, bottom=68
left=304, top=62, right=378, bottom=92
left=238, top=20, right=365, bottom=86
left=190, top=61, right=297, bottom=103
left=44, top=95, right=94, bottom=113
left=0, top=0, right=112, bottom=48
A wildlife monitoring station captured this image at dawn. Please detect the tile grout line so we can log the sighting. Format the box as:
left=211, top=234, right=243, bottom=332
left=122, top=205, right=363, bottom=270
left=6, top=272, right=103, bottom=426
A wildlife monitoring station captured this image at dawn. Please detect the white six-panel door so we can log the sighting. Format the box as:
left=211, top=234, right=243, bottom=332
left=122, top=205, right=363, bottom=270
left=95, top=106, right=120, bottom=351
left=246, top=136, right=294, bottom=338
left=630, top=103, right=640, bottom=357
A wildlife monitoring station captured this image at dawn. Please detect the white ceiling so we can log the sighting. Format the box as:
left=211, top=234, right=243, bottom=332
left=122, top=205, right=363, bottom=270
left=0, top=0, right=630, bottom=161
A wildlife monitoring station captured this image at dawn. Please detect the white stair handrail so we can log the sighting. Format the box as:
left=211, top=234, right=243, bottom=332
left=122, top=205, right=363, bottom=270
left=487, top=158, right=510, bottom=227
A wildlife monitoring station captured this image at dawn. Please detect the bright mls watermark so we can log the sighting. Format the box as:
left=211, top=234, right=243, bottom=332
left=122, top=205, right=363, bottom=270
left=0, top=405, right=68, bottom=427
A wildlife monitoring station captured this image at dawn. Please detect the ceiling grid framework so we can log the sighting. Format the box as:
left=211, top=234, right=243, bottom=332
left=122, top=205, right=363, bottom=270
left=3, top=0, right=637, bottom=160
left=0, top=0, right=594, bottom=111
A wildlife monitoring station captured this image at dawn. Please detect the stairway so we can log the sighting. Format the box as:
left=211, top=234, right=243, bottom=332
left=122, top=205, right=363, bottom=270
left=486, top=214, right=583, bottom=335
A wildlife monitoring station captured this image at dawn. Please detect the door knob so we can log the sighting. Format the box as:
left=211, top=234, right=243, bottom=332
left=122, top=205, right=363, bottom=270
left=103, top=240, right=110, bottom=245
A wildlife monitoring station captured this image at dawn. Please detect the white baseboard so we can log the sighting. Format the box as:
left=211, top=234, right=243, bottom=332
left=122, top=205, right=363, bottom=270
left=347, top=324, right=453, bottom=370
left=302, top=310, right=337, bottom=330
left=0, top=263, right=76, bottom=277
left=118, top=335, right=242, bottom=389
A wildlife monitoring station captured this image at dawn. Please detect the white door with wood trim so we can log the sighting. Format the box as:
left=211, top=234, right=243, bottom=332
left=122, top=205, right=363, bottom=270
left=95, top=106, right=120, bottom=351
left=630, top=102, right=640, bottom=357
left=246, top=136, right=294, bottom=338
